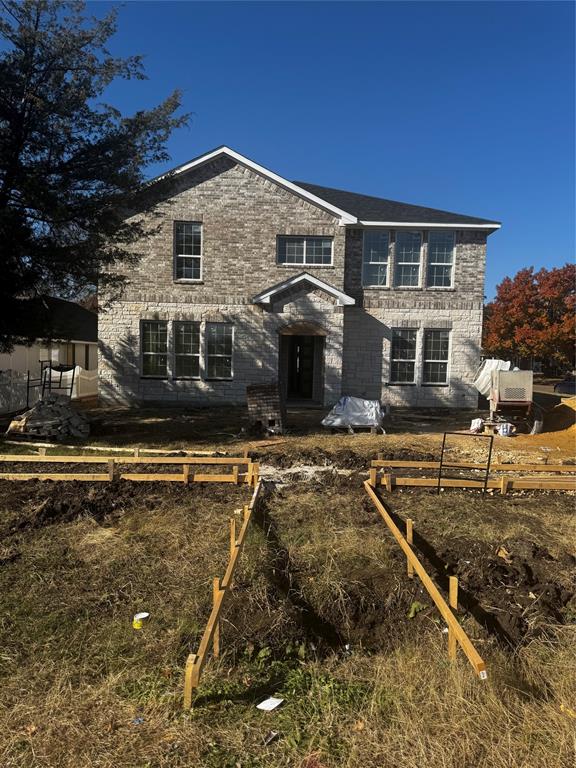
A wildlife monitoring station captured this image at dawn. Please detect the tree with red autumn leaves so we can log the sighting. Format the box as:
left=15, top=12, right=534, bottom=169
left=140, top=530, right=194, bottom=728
left=483, top=264, right=575, bottom=369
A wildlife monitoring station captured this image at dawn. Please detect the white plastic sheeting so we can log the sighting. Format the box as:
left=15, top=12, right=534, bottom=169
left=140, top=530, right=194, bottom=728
left=321, top=396, right=385, bottom=429
left=473, top=359, right=512, bottom=398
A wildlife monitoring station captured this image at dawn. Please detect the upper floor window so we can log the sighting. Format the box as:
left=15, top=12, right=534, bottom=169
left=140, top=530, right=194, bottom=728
left=206, top=323, right=233, bottom=379
left=277, top=236, right=333, bottom=266
left=427, top=231, right=454, bottom=287
left=362, top=231, right=389, bottom=287
left=174, top=221, right=202, bottom=280
left=390, top=329, right=417, bottom=383
left=174, top=321, right=200, bottom=378
left=141, top=320, right=168, bottom=377
left=423, top=330, right=450, bottom=384
left=395, top=231, right=422, bottom=287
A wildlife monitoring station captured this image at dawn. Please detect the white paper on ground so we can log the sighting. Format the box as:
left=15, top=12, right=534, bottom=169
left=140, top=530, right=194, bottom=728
left=256, top=696, right=284, bottom=711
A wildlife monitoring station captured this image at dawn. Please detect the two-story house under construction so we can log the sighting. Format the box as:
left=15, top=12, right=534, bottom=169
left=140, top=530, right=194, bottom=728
left=98, top=146, right=500, bottom=409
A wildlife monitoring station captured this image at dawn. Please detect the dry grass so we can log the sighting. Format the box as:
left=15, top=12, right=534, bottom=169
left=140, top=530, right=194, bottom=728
left=0, top=478, right=574, bottom=767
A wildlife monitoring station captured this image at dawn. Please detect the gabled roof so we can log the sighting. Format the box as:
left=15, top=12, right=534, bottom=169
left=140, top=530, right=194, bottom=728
left=150, top=146, right=357, bottom=225
left=294, top=181, right=501, bottom=229
left=147, top=145, right=500, bottom=230
left=252, top=272, right=355, bottom=307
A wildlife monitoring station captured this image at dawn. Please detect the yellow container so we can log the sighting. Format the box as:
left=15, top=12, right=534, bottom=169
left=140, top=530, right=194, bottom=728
left=132, top=612, right=150, bottom=630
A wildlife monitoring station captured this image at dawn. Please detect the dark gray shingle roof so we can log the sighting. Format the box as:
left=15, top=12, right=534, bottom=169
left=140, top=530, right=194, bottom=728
left=294, top=181, right=500, bottom=226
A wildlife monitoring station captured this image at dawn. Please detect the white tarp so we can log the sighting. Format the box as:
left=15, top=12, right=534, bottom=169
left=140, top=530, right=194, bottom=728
left=321, top=396, right=385, bottom=428
left=473, top=359, right=512, bottom=398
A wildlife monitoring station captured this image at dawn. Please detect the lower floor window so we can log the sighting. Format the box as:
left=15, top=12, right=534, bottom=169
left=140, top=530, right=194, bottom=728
left=140, top=320, right=234, bottom=380
left=206, top=323, right=233, bottom=379
left=423, top=330, right=449, bottom=384
left=390, top=329, right=417, bottom=383
left=174, top=321, right=200, bottom=378
left=142, top=321, right=168, bottom=377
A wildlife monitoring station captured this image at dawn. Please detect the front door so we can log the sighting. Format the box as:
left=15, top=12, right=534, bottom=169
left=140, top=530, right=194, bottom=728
left=287, top=335, right=315, bottom=400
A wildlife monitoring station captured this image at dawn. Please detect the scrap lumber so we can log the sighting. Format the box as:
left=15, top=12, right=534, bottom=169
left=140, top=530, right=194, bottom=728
left=364, top=481, right=487, bottom=679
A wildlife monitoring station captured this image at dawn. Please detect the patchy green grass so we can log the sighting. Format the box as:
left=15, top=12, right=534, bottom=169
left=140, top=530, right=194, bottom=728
left=0, top=477, right=574, bottom=767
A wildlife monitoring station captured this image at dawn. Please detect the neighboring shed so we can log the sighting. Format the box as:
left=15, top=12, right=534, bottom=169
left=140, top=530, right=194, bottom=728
left=0, top=296, right=98, bottom=376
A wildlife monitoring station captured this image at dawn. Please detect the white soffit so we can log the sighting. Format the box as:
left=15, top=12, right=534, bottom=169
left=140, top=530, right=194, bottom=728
left=359, top=220, right=501, bottom=229
left=253, top=272, right=355, bottom=307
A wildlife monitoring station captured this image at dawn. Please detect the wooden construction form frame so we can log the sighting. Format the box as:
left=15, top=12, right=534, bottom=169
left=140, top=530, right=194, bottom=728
left=184, top=480, right=263, bottom=708
left=364, top=479, right=488, bottom=679
left=370, top=458, right=576, bottom=494
left=0, top=454, right=260, bottom=485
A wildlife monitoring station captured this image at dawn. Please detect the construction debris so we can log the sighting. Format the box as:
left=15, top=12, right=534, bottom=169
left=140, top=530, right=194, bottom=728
left=6, top=394, right=90, bottom=440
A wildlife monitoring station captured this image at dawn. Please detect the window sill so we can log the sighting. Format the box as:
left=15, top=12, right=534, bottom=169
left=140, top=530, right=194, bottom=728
left=386, top=382, right=416, bottom=386
left=174, top=279, right=204, bottom=284
left=276, top=264, right=334, bottom=269
left=204, top=378, right=234, bottom=382
left=174, top=377, right=201, bottom=381
left=425, top=286, right=455, bottom=291
left=422, top=383, right=449, bottom=387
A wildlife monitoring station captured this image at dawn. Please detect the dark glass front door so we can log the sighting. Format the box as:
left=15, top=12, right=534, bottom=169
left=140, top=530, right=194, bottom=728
left=287, top=335, right=315, bottom=399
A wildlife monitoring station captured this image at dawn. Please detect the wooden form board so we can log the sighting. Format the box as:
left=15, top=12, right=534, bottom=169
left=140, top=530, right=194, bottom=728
left=376, top=474, right=576, bottom=493
left=0, top=454, right=254, bottom=484
left=371, top=459, right=576, bottom=473
left=0, top=454, right=251, bottom=465
left=184, top=480, right=263, bottom=708
left=364, top=480, right=487, bottom=679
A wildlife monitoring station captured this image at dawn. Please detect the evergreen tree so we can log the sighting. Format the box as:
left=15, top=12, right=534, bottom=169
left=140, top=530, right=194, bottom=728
left=0, top=0, right=188, bottom=349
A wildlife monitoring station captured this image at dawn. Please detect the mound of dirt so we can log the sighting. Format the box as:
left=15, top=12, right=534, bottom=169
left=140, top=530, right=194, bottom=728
left=438, top=537, right=575, bottom=646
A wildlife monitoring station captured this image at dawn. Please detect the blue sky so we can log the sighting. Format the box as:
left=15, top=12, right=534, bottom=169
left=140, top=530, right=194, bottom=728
left=96, top=0, right=574, bottom=299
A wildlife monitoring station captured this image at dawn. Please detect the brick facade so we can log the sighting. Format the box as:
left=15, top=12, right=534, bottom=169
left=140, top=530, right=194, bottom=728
left=99, top=156, right=489, bottom=409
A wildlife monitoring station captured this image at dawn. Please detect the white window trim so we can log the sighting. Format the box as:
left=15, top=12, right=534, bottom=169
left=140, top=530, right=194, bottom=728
left=394, top=230, right=423, bottom=288
left=389, top=328, right=418, bottom=384
left=277, top=235, right=334, bottom=267
left=174, top=221, right=203, bottom=283
left=205, top=323, right=234, bottom=381
left=140, top=319, right=169, bottom=379
left=362, top=229, right=390, bottom=288
left=426, top=230, right=455, bottom=288
left=422, top=329, right=451, bottom=385
left=173, top=320, right=201, bottom=380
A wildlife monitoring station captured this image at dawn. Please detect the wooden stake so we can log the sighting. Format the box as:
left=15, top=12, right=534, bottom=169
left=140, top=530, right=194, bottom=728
left=134, top=447, right=139, bottom=457
left=500, top=476, right=510, bottom=496
left=230, top=517, right=237, bottom=557
left=183, top=653, right=197, bottom=709
left=233, top=465, right=239, bottom=485
left=252, top=462, right=260, bottom=487
left=212, top=578, right=221, bottom=657
left=243, top=504, right=249, bottom=524
left=39, top=446, right=47, bottom=456
left=247, top=461, right=253, bottom=486
left=406, top=518, right=414, bottom=579
left=383, top=473, right=393, bottom=493
left=448, top=576, right=458, bottom=661
left=369, top=467, right=377, bottom=488
left=108, top=459, right=115, bottom=482
left=182, top=464, right=191, bottom=485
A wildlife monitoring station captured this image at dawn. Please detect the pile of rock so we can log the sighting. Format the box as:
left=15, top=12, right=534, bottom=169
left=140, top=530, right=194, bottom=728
left=7, top=395, right=90, bottom=440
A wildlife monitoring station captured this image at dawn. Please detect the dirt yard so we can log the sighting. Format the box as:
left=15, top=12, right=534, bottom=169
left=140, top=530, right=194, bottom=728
left=0, top=399, right=574, bottom=767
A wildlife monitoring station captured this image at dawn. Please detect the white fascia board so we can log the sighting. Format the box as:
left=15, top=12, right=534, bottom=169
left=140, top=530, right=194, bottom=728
left=155, top=146, right=357, bottom=225
left=253, top=272, right=355, bottom=307
left=359, top=220, right=501, bottom=229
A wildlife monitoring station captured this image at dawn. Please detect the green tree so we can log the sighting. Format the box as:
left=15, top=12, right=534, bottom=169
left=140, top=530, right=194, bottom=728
left=0, top=0, right=188, bottom=349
